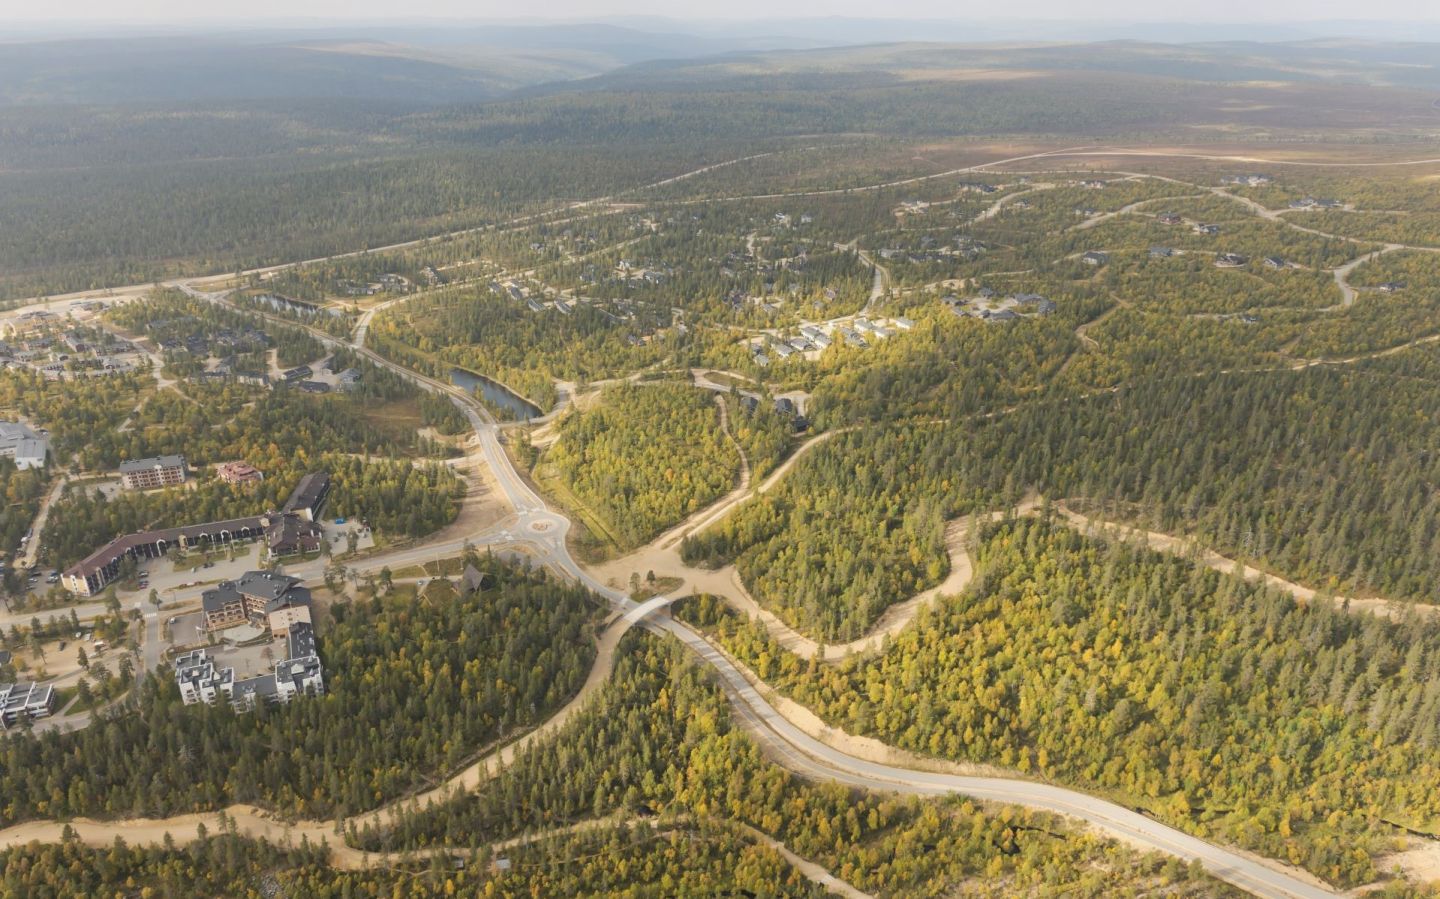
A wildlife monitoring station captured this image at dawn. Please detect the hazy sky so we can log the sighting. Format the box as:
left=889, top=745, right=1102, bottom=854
left=9, top=1, right=1440, bottom=22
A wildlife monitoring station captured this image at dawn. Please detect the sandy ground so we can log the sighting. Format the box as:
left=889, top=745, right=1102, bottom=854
left=1375, top=842, right=1440, bottom=887
left=730, top=820, right=875, bottom=899
left=1052, top=503, right=1434, bottom=622
left=424, top=448, right=514, bottom=543
left=11, top=637, right=92, bottom=682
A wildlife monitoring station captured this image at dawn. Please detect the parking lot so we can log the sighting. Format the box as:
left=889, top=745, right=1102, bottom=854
left=165, top=609, right=286, bottom=678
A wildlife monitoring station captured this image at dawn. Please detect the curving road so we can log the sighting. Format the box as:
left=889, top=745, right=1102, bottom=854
left=661, top=618, right=1336, bottom=899
left=0, top=150, right=1372, bottom=896
left=287, top=293, right=1342, bottom=897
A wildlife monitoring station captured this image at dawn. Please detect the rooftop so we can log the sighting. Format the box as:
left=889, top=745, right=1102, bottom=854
left=287, top=620, right=318, bottom=659
left=119, top=454, right=185, bottom=474
left=283, top=472, right=330, bottom=515
left=202, top=570, right=309, bottom=613
left=0, top=421, right=41, bottom=445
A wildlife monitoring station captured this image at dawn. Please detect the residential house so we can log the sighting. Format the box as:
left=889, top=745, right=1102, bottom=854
left=335, top=368, right=362, bottom=392
left=462, top=564, right=496, bottom=594
left=264, top=512, right=324, bottom=559
left=216, top=461, right=263, bottom=486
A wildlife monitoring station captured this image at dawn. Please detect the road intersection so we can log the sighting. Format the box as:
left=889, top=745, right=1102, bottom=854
left=306, top=295, right=1339, bottom=898
left=5, top=147, right=1408, bottom=894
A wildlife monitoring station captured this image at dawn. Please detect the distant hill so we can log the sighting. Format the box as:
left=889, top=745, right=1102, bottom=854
left=0, top=37, right=590, bottom=105
left=0, top=24, right=820, bottom=106
left=553, top=38, right=1440, bottom=94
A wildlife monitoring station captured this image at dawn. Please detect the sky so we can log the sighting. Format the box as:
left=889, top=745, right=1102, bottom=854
left=7, top=1, right=1440, bottom=23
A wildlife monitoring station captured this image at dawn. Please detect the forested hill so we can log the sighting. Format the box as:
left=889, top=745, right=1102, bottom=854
left=3, top=36, right=1437, bottom=302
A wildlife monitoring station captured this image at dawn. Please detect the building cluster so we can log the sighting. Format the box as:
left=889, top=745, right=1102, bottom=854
left=175, top=618, right=324, bottom=711
left=200, top=570, right=314, bottom=635
left=63, top=472, right=330, bottom=596
left=155, top=321, right=269, bottom=358
left=0, top=681, right=55, bottom=728
left=1221, top=173, right=1275, bottom=187
left=119, top=454, right=187, bottom=490
left=1288, top=197, right=1345, bottom=210
left=876, top=234, right=986, bottom=265
left=738, top=393, right=809, bottom=432
left=749, top=317, right=914, bottom=366
left=487, top=275, right=665, bottom=346
left=0, top=421, right=49, bottom=470
left=335, top=273, right=410, bottom=297
left=0, top=317, right=140, bottom=379
left=944, top=290, right=1056, bottom=323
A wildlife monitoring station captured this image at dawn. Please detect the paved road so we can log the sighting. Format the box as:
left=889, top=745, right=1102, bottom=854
left=414, top=401, right=1336, bottom=896
left=666, top=616, right=1336, bottom=899
left=17, top=473, right=69, bottom=571
left=4, top=157, right=1353, bottom=896
left=12, top=270, right=1341, bottom=899
left=242, top=290, right=1337, bottom=897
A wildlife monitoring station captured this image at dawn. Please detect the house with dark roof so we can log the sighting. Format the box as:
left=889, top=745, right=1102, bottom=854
left=335, top=368, right=362, bottom=392
left=462, top=564, right=495, bottom=594
left=283, top=472, right=330, bottom=521
left=264, top=513, right=324, bottom=559
left=201, top=570, right=312, bottom=634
